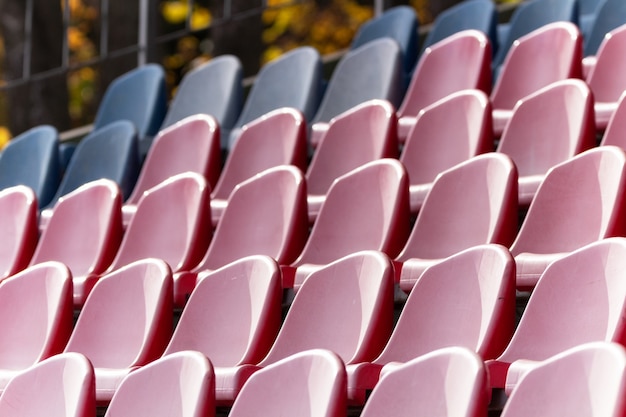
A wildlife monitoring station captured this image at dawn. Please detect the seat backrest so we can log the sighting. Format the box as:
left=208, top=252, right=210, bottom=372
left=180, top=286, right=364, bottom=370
left=510, top=147, right=626, bottom=256
left=307, top=100, right=398, bottom=197
left=65, top=258, right=173, bottom=368
left=397, top=153, right=518, bottom=262
left=351, top=6, right=419, bottom=75
left=110, top=172, right=211, bottom=273
left=161, top=55, right=243, bottom=131
left=501, top=342, right=626, bottom=417
left=601, top=91, right=626, bottom=148
left=31, top=180, right=123, bottom=280
left=311, top=38, right=403, bottom=124
left=126, top=114, right=221, bottom=205
left=105, top=351, right=214, bottom=417
left=260, top=251, right=394, bottom=366
left=584, top=0, right=626, bottom=57
left=212, top=108, right=307, bottom=201
left=0, top=352, right=95, bottom=417
left=47, top=120, right=140, bottom=207
left=199, top=165, right=308, bottom=270
left=491, top=22, right=582, bottom=110
left=587, top=24, right=626, bottom=103
left=0, top=186, right=38, bottom=280
left=164, top=255, right=282, bottom=367
left=0, top=262, right=73, bottom=370
left=0, top=125, right=61, bottom=208
left=361, top=347, right=489, bottom=417
left=230, top=349, right=347, bottom=417
left=94, top=64, right=167, bottom=139
left=398, top=30, right=491, bottom=119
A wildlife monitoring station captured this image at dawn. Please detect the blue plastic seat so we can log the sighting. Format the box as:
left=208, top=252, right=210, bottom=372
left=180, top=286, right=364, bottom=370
left=0, top=125, right=61, bottom=209
left=579, top=0, right=605, bottom=38
left=583, top=0, right=626, bottom=57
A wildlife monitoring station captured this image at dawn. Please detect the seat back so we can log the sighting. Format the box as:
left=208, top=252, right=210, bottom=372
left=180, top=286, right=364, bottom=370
left=0, top=186, right=38, bottom=280
left=583, top=0, right=626, bottom=57
left=601, top=91, right=626, bottom=148
left=110, top=173, right=211, bottom=272
left=587, top=24, right=626, bottom=103
left=361, top=347, right=489, bottom=417
left=230, top=350, right=347, bottom=417
left=105, top=351, right=214, bottom=417
left=164, top=255, right=282, bottom=367
left=0, top=353, right=95, bottom=417
left=0, top=125, right=61, bottom=208
left=261, top=251, right=394, bottom=366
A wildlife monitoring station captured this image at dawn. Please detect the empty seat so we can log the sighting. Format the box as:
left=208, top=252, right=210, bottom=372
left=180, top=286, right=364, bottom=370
left=600, top=91, right=626, bottom=148
left=397, top=30, right=492, bottom=143
left=487, top=238, right=626, bottom=389
left=579, top=0, right=605, bottom=39
left=395, top=153, right=518, bottom=293
left=104, top=351, right=214, bottom=417
left=491, top=22, right=583, bottom=137
left=0, top=353, right=95, bottom=417
left=64, top=258, right=173, bottom=403
left=399, top=89, right=493, bottom=213
left=360, top=347, right=489, bottom=417
left=229, top=349, right=347, bottom=417
left=496, top=79, right=596, bottom=206
left=350, top=244, right=515, bottom=404
left=511, top=147, right=626, bottom=291
left=583, top=0, right=626, bottom=59
left=0, top=186, right=38, bottom=281
left=283, top=159, right=410, bottom=291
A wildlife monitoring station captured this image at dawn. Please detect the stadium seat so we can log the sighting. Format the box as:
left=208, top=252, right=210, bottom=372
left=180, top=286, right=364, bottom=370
left=0, top=353, right=95, bottom=417
left=399, top=89, right=493, bottom=213
left=496, top=79, right=596, bottom=206
left=579, top=0, right=605, bottom=39
left=309, top=38, right=403, bottom=148
left=283, top=159, right=410, bottom=291
left=211, top=108, right=307, bottom=225
left=164, top=255, right=282, bottom=404
left=600, top=91, right=626, bottom=147
left=93, top=64, right=168, bottom=157
left=227, top=47, right=322, bottom=149
left=487, top=238, right=626, bottom=389
left=491, top=22, right=583, bottom=137
left=0, top=125, right=61, bottom=209
left=397, top=30, right=491, bottom=144
left=0, top=186, right=38, bottom=281
left=104, top=351, right=214, bottom=417
left=64, top=258, right=173, bottom=403
left=360, top=347, right=489, bottom=417
left=583, top=0, right=626, bottom=60
left=174, top=166, right=308, bottom=305
left=307, top=100, right=398, bottom=221
left=500, top=342, right=626, bottom=416
left=0, top=262, right=73, bottom=392
left=510, top=147, right=626, bottom=291
left=228, top=349, right=347, bottom=417
left=121, top=114, right=220, bottom=227
left=395, top=153, right=518, bottom=293
left=349, top=244, right=515, bottom=403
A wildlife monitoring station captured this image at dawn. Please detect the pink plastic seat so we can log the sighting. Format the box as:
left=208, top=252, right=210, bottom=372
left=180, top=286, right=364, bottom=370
left=210, top=107, right=307, bottom=225
left=0, top=186, right=38, bottom=281
left=284, top=159, right=410, bottom=291
left=587, top=24, right=626, bottom=131
left=491, top=22, right=583, bottom=137
left=349, top=244, right=515, bottom=404
left=0, top=261, right=73, bottom=392
left=600, top=91, right=626, bottom=148
left=174, top=165, right=308, bottom=305
left=399, top=89, right=494, bottom=213
left=163, top=255, right=282, bottom=404
left=306, top=99, right=398, bottom=221
left=64, top=258, right=173, bottom=403
left=121, top=114, right=220, bottom=226
left=501, top=342, right=626, bottom=417
left=104, top=351, right=214, bottom=417
left=229, top=349, right=347, bottom=417
left=496, top=79, right=596, bottom=206
left=510, top=147, right=626, bottom=291
left=0, top=353, right=95, bottom=417
left=360, top=347, right=489, bottom=417
left=397, top=30, right=492, bottom=143
left=395, top=153, right=518, bottom=293
left=29, top=180, right=123, bottom=307
left=487, top=238, right=626, bottom=389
